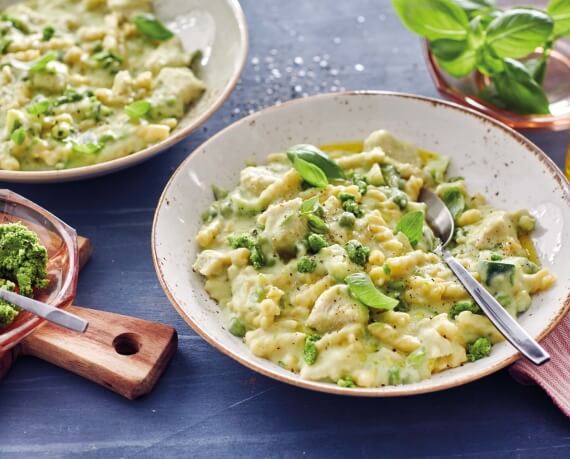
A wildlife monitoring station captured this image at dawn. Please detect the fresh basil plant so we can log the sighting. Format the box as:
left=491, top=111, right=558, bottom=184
left=392, top=0, right=570, bottom=115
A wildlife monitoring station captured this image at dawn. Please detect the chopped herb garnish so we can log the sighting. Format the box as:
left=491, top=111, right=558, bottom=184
left=42, top=26, right=55, bottom=41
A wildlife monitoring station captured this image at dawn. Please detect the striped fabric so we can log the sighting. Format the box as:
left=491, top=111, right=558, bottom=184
left=510, top=313, right=570, bottom=417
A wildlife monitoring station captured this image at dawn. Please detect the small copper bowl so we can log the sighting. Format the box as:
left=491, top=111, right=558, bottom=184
left=424, top=39, right=570, bottom=131
left=0, top=190, right=79, bottom=351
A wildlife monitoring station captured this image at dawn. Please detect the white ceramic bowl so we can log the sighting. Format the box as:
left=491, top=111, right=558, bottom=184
left=152, top=92, right=570, bottom=396
left=0, top=0, right=247, bottom=183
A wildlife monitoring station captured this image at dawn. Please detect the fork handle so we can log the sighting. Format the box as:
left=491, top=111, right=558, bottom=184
left=440, top=249, right=550, bottom=365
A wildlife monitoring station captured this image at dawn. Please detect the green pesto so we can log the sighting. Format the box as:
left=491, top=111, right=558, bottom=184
left=0, top=223, right=49, bottom=327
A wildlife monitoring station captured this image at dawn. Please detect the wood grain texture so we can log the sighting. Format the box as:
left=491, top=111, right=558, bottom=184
left=19, top=305, right=177, bottom=400
left=0, top=1, right=568, bottom=457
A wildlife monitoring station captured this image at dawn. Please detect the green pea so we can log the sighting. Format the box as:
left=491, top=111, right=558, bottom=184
left=339, top=212, right=356, bottom=228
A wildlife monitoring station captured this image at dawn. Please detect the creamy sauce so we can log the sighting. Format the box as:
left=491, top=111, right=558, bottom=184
left=0, top=0, right=206, bottom=171
left=193, top=132, right=555, bottom=388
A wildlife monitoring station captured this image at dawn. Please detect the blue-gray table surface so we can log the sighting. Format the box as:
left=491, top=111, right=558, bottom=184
left=1, top=1, right=569, bottom=458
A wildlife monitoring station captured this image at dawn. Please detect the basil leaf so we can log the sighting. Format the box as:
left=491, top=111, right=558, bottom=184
left=124, top=100, right=151, bottom=119
left=395, top=211, right=424, bottom=247
left=392, top=0, right=469, bottom=41
left=345, top=272, right=399, bottom=310
left=134, top=13, right=174, bottom=41
left=486, top=9, right=554, bottom=59
left=287, top=144, right=344, bottom=180
left=29, top=52, right=57, bottom=72
left=441, top=187, right=466, bottom=219
left=10, top=127, right=25, bottom=145
left=289, top=155, right=328, bottom=188
left=548, top=0, right=570, bottom=37
left=72, top=142, right=103, bottom=155
left=430, top=39, right=467, bottom=60
left=454, top=0, right=496, bottom=15
left=492, top=58, right=550, bottom=114
left=476, top=44, right=505, bottom=76
left=300, top=196, right=319, bottom=214
left=26, top=99, right=51, bottom=115
left=436, top=46, right=477, bottom=77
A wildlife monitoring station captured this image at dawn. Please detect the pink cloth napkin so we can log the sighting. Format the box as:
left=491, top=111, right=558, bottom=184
left=509, top=311, right=570, bottom=417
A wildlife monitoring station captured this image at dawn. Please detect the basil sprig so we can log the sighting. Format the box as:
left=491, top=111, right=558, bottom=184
left=345, top=273, right=399, bottom=310
left=392, top=0, right=568, bottom=115
left=287, top=144, right=344, bottom=179
left=289, top=155, right=328, bottom=188
left=134, top=13, right=174, bottom=41
left=287, top=144, right=344, bottom=188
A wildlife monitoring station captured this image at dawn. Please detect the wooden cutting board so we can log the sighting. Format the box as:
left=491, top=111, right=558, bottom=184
left=0, top=237, right=177, bottom=400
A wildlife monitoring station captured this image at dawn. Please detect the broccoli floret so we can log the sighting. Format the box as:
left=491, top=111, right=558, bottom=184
left=345, top=240, right=370, bottom=266
left=307, top=233, right=328, bottom=253
left=227, top=233, right=266, bottom=269
left=466, top=337, right=492, bottom=362
left=249, top=246, right=266, bottom=269
left=228, top=233, right=256, bottom=250
left=337, top=376, right=356, bottom=388
left=303, top=334, right=320, bottom=365
left=342, top=200, right=363, bottom=218
left=297, top=256, right=317, bottom=273
left=449, top=300, right=481, bottom=319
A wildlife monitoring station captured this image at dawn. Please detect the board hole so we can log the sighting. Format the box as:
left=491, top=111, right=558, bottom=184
left=112, top=333, right=140, bottom=356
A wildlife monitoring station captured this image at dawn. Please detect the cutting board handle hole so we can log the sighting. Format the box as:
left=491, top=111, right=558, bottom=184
left=112, top=333, right=140, bottom=356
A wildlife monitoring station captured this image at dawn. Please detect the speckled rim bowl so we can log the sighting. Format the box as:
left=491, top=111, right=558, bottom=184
left=0, top=189, right=79, bottom=351
left=0, top=0, right=248, bottom=183
left=152, top=91, right=570, bottom=397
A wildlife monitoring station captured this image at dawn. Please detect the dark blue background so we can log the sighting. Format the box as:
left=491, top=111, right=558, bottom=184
left=1, top=1, right=569, bottom=457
